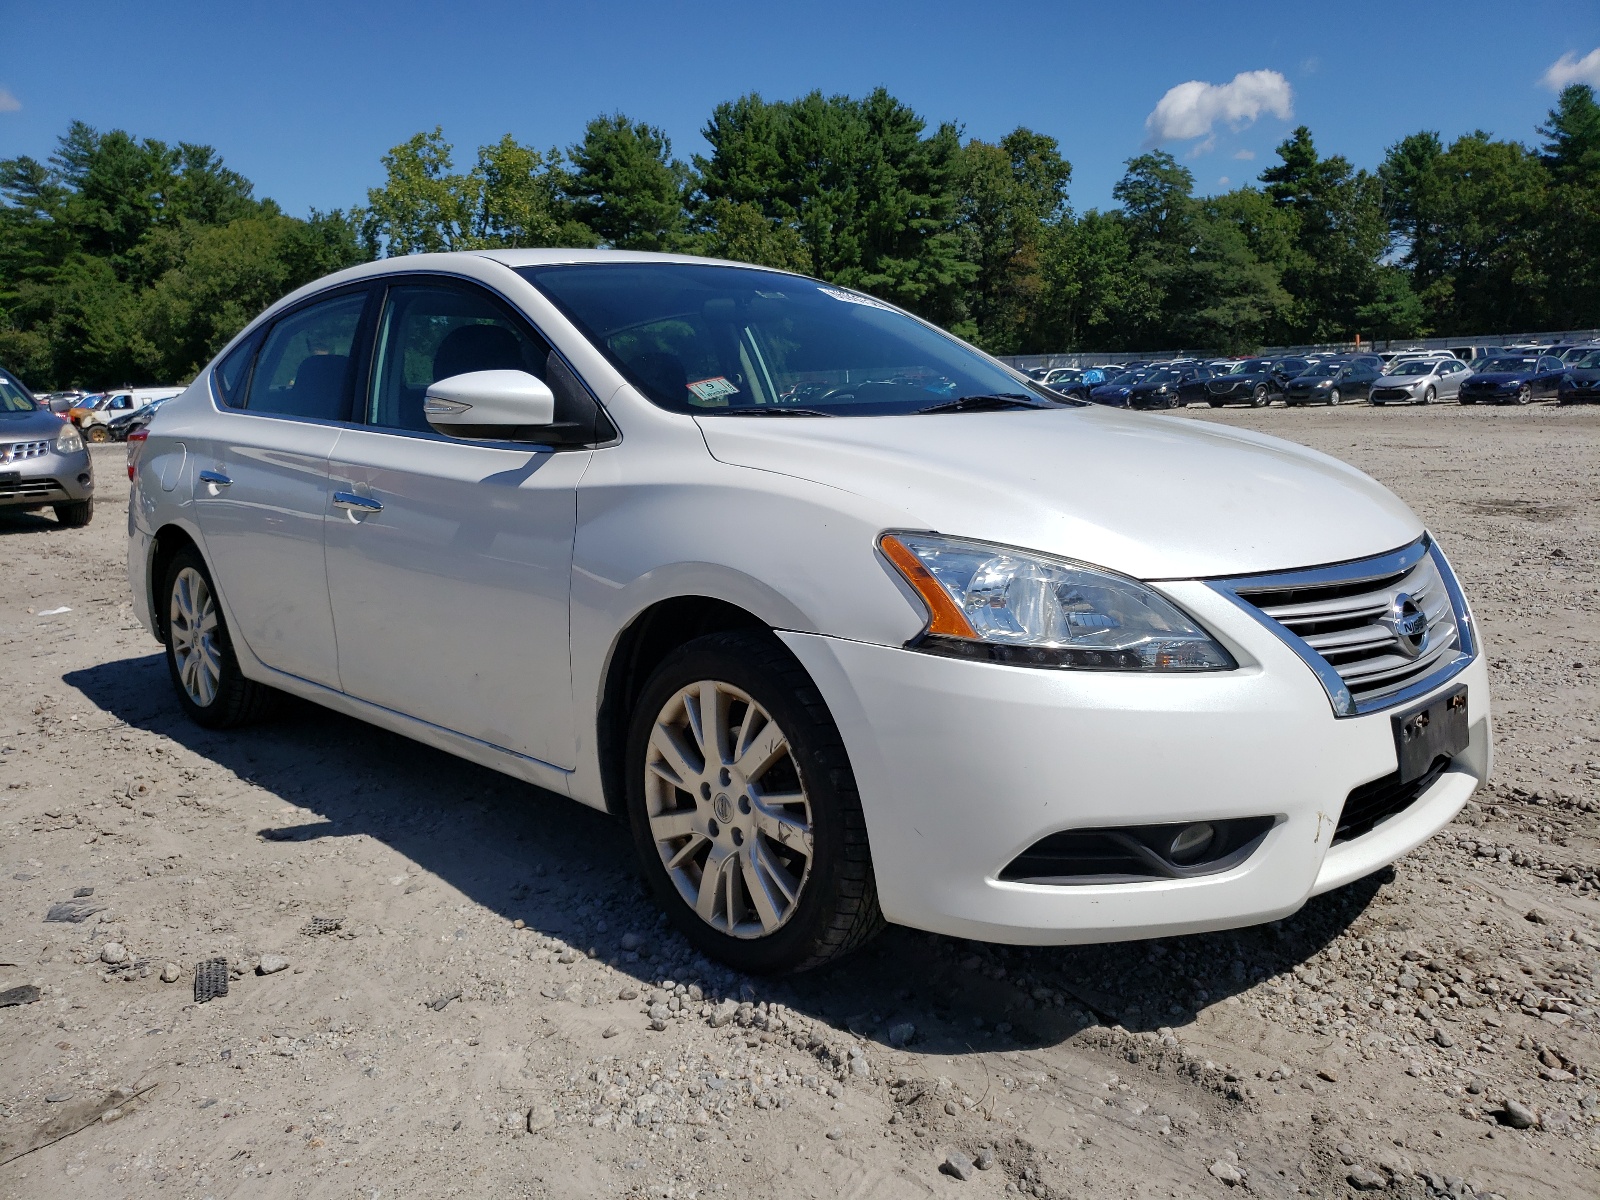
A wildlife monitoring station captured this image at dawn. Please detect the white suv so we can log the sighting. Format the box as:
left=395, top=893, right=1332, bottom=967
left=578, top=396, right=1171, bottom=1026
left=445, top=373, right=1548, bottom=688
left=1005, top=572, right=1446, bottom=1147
left=127, top=251, right=1490, bottom=973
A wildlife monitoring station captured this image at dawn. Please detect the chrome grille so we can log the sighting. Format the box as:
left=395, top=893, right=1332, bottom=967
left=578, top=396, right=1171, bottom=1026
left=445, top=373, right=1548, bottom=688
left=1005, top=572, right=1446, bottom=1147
left=1209, top=537, right=1476, bottom=716
left=1, top=440, right=50, bottom=464
left=0, top=476, right=64, bottom=498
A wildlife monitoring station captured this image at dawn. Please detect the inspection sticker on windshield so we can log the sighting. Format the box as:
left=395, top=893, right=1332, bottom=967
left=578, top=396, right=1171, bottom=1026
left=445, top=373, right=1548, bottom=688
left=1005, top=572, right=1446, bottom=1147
left=817, top=286, right=896, bottom=312
left=687, top=376, right=741, bottom=403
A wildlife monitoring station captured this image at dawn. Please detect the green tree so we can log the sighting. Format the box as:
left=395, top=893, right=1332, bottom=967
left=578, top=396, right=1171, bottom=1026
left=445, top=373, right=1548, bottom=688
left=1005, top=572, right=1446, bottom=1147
left=565, top=114, right=690, bottom=252
left=956, top=128, right=1072, bottom=352
left=1538, top=85, right=1600, bottom=327
left=697, top=89, right=974, bottom=323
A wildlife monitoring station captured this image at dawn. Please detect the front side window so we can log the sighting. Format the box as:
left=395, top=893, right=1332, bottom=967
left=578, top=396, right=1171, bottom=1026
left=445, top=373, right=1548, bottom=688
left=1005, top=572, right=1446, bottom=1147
left=366, top=281, right=604, bottom=444
left=368, top=283, right=551, bottom=433
left=245, top=290, right=368, bottom=420
left=519, top=263, right=1057, bottom=417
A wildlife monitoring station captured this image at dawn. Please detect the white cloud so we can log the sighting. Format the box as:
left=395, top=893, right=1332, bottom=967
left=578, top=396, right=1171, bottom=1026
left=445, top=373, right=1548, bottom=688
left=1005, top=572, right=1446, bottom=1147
left=1232, top=148, right=1256, bottom=160
left=1144, top=70, right=1293, bottom=150
left=1541, top=48, right=1600, bottom=91
left=0, top=88, right=21, bottom=114
left=1218, top=176, right=1231, bottom=188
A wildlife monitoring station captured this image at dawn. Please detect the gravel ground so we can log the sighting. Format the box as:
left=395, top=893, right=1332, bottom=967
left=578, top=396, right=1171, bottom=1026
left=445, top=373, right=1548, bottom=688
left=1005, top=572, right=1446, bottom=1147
left=0, top=402, right=1596, bottom=1200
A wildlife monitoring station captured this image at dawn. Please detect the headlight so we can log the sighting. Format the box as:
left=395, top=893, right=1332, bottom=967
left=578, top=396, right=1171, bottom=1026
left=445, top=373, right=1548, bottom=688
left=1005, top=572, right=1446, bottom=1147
left=54, top=423, right=83, bottom=453
left=879, top=533, right=1234, bottom=671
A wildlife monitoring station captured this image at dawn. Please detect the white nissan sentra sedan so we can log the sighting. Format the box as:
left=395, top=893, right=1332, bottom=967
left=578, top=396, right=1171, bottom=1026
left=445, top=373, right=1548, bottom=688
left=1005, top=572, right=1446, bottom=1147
left=127, top=250, right=1490, bottom=974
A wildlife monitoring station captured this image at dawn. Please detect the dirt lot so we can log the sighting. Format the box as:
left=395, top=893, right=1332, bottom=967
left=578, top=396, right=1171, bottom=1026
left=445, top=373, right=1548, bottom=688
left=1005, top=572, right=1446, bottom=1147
left=0, top=402, right=1596, bottom=1200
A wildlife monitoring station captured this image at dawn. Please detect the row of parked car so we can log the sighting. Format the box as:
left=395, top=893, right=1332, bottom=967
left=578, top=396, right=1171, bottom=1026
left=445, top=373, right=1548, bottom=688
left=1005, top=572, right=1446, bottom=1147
left=1028, top=341, right=1600, bottom=409
left=31, top=385, right=185, bottom=441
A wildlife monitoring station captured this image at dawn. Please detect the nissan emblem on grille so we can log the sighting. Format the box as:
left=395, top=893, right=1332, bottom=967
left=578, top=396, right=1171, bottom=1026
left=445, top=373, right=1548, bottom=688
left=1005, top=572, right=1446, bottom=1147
left=1386, top=592, right=1429, bottom=659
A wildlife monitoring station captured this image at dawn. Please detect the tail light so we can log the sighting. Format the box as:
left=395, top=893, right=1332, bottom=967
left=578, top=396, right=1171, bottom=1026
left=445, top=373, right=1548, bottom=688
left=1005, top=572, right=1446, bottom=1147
left=126, top=428, right=149, bottom=480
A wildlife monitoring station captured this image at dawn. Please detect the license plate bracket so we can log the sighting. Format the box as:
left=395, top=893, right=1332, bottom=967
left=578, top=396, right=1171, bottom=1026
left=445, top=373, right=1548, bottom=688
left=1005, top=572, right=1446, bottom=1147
left=1392, top=686, right=1468, bottom=784
left=0, top=470, right=19, bottom=490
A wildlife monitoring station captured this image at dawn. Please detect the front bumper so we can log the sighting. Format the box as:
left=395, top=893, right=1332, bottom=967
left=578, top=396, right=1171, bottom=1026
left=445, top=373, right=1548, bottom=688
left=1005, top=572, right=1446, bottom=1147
left=780, top=581, right=1490, bottom=945
left=0, top=445, right=94, bottom=509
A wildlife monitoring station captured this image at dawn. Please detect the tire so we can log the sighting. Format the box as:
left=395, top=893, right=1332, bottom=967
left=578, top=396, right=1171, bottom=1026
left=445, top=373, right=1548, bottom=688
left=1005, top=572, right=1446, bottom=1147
left=1250, top=385, right=1269, bottom=408
left=84, top=424, right=112, bottom=443
left=624, top=630, right=883, bottom=975
left=1515, top=385, right=1531, bottom=405
left=1208, top=399, right=1224, bottom=408
left=160, top=547, right=282, bottom=729
left=1459, top=397, right=1475, bottom=405
left=53, top=499, right=93, bottom=528
left=1422, top=386, right=1435, bottom=405
left=1328, top=389, right=1341, bottom=406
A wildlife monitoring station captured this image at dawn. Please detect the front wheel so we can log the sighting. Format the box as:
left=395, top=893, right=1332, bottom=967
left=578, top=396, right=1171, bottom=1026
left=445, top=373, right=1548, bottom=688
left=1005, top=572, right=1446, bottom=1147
left=161, top=548, right=282, bottom=729
left=53, top=499, right=93, bottom=528
left=625, top=631, right=883, bottom=974
left=1250, top=385, right=1269, bottom=407
left=84, top=424, right=112, bottom=444
left=1422, top=386, right=1435, bottom=405
left=1515, top=385, right=1531, bottom=405
left=1327, top=389, right=1341, bottom=406
left=1208, top=399, right=1224, bottom=408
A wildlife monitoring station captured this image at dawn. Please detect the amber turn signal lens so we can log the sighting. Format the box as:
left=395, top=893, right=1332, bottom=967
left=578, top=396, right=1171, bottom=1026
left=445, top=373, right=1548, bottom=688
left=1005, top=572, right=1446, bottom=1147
left=878, top=534, right=977, bottom=639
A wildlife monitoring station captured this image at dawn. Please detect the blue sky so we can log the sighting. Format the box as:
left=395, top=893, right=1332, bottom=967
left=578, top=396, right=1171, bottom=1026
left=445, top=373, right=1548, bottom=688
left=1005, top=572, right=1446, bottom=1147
left=3, top=0, right=1598, bottom=217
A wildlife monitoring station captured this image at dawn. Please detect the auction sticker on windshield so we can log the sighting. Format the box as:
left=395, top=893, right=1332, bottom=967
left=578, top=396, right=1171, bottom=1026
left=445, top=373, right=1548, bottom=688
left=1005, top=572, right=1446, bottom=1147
left=687, top=376, right=740, bottom=404
left=818, top=286, right=896, bottom=311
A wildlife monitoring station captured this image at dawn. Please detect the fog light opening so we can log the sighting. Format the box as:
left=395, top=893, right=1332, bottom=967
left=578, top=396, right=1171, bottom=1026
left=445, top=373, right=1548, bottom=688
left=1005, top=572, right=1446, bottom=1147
left=1167, top=822, right=1215, bottom=864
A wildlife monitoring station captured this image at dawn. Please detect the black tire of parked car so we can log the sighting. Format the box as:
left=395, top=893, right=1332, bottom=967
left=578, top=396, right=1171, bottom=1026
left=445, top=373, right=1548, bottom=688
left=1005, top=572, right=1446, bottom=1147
left=624, top=630, right=884, bottom=975
left=1251, top=385, right=1269, bottom=407
left=1459, top=397, right=1475, bottom=405
left=1328, top=389, right=1341, bottom=406
left=1208, top=399, right=1224, bottom=408
left=161, top=547, right=283, bottom=729
left=1422, top=386, right=1435, bottom=405
left=1515, top=385, right=1531, bottom=405
left=52, top=499, right=93, bottom=528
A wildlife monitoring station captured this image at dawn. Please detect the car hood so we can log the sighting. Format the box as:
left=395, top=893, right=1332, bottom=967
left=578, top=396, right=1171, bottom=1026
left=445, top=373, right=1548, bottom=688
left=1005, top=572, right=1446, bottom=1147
left=0, top=407, right=67, bottom=438
left=1288, top=377, right=1335, bottom=387
left=1375, top=374, right=1429, bottom=386
left=1468, top=372, right=1531, bottom=385
left=1211, top=373, right=1266, bottom=385
left=696, top=406, right=1421, bottom=579
left=1565, top=369, right=1600, bottom=382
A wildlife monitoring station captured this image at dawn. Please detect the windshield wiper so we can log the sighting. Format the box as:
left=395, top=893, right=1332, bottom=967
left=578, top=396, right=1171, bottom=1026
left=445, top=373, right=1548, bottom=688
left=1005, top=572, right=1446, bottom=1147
left=914, top=393, right=1051, bottom=414
left=705, top=406, right=835, bottom=417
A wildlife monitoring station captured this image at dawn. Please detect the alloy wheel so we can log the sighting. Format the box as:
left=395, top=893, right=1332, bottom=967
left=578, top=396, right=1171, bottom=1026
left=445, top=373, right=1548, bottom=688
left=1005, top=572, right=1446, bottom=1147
left=1516, top=385, right=1531, bottom=405
left=1422, top=386, right=1435, bottom=405
left=169, top=566, right=222, bottom=707
left=1328, top=389, right=1341, bottom=406
left=643, top=680, right=814, bottom=939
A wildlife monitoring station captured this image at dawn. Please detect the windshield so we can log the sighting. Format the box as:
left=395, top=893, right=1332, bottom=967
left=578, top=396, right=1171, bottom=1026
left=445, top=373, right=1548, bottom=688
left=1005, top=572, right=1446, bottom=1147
left=1228, top=359, right=1271, bottom=374
left=1300, top=363, right=1340, bottom=379
left=1574, top=352, right=1600, bottom=369
left=1393, top=360, right=1437, bottom=376
left=1106, top=371, right=1143, bottom=385
left=1141, top=370, right=1180, bottom=386
left=0, top=374, right=38, bottom=413
left=1482, top=358, right=1535, bottom=372
left=518, top=263, right=1059, bottom=416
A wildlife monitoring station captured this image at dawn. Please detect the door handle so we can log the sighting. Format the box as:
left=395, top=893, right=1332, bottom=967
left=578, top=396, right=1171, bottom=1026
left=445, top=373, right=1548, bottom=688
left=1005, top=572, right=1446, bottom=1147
left=198, top=469, right=232, bottom=487
left=332, top=491, right=383, bottom=514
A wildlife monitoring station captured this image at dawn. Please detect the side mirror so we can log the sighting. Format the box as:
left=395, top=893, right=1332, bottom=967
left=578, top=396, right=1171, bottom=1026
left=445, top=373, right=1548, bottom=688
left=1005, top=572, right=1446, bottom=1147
left=424, top=370, right=555, bottom=440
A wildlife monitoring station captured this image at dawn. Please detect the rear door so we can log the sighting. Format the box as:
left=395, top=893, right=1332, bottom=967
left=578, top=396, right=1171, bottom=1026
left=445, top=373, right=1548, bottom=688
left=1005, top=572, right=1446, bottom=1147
left=191, top=285, right=375, bottom=688
left=323, top=276, right=596, bottom=770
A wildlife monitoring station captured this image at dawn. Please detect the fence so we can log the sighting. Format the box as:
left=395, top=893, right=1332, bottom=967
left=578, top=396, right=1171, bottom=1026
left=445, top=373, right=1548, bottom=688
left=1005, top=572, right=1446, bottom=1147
left=998, top=328, right=1600, bottom=374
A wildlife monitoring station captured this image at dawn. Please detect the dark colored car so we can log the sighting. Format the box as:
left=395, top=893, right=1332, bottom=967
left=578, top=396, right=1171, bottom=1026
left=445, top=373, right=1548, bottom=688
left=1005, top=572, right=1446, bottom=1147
left=1559, top=343, right=1600, bottom=365
left=1283, top=359, right=1381, bottom=406
left=1557, top=350, right=1600, bottom=405
left=1204, top=356, right=1309, bottom=407
left=106, top=395, right=175, bottom=441
left=1457, top=354, right=1567, bottom=404
left=1127, top=364, right=1216, bottom=410
left=1086, top=369, right=1151, bottom=407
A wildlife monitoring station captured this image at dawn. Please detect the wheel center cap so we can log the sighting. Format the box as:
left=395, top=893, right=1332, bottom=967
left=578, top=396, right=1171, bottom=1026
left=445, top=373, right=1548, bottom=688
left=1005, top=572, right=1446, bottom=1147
left=712, top=793, right=734, bottom=824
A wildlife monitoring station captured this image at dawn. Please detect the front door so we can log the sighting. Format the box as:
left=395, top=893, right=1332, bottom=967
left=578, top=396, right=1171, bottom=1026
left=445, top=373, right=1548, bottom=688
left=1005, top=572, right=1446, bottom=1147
left=324, top=278, right=589, bottom=770
left=192, top=287, right=372, bottom=688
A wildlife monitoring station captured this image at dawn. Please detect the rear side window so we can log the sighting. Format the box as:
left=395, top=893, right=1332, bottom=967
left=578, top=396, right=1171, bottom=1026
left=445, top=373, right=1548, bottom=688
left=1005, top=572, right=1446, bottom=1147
left=213, top=330, right=262, bottom=407
left=246, top=291, right=369, bottom=420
